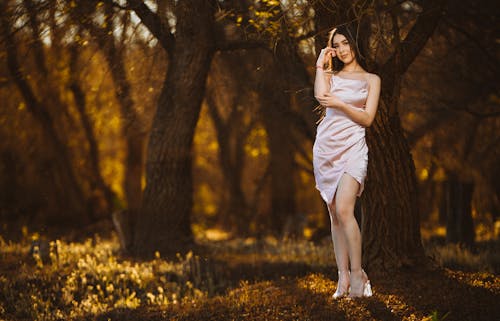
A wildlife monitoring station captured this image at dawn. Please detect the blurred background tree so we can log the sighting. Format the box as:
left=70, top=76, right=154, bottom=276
left=401, top=0, right=500, bottom=248
left=0, top=0, right=498, bottom=266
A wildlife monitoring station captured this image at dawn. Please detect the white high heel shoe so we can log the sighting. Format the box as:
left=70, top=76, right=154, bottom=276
left=362, top=269, right=373, bottom=297
left=363, top=280, right=373, bottom=297
left=332, top=270, right=350, bottom=299
left=348, top=269, right=372, bottom=298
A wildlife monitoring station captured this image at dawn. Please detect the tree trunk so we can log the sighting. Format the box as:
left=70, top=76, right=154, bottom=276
left=71, top=1, right=145, bottom=215
left=103, top=42, right=145, bottom=241
left=444, top=174, right=475, bottom=247
left=205, top=87, right=249, bottom=233
left=131, top=0, right=216, bottom=257
left=418, top=156, right=438, bottom=221
left=68, top=41, right=116, bottom=217
left=1, top=3, right=90, bottom=224
left=258, top=69, right=297, bottom=234
left=260, top=107, right=297, bottom=234
left=362, top=0, right=446, bottom=270
left=0, top=150, right=19, bottom=220
left=102, top=3, right=145, bottom=214
left=362, top=98, right=425, bottom=270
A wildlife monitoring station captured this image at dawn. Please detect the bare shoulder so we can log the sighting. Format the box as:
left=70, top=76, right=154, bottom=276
left=366, top=73, right=381, bottom=85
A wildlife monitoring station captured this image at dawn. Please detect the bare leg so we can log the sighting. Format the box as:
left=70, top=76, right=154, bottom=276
left=335, top=173, right=368, bottom=297
left=327, top=200, right=350, bottom=297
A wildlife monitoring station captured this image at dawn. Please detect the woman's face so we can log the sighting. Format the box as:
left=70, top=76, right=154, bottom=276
left=332, top=33, right=355, bottom=64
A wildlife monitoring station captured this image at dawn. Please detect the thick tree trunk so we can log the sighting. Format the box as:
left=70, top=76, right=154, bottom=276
left=131, top=0, right=216, bottom=257
left=362, top=98, right=425, bottom=270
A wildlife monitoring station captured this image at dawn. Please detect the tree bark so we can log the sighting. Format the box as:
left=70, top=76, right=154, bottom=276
left=130, top=0, right=216, bottom=257
left=0, top=150, right=19, bottom=220
left=252, top=21, right=323, bottom=234
left=361, top=0, right=447, bottom=270
left=102, top=3, right=145, bottom=214
left=205, top=84, right=250, bottom=233
left=443, top=175, right=475, bottom=247
left=362, top=99, right=425, bottom=269
left=1, top=3, right=89, bottom=224
left=71, top=1, right=145, bottom=215
left=258, top=65, right=297, bottom=234
left=68, top=40, right=116, bottom=217
left=259, top=106, right=296, bottom=234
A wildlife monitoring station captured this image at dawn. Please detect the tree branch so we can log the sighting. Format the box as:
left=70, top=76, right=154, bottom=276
left=23, top=0, right=48, bottom=76
left=1, top=6, right=45, bottom=125
left=293, top=30, right=318, bottom=42
left=462, top=107, right=500, bottom=119
left=125, top=0, right=175, bottom=54
left=442, top=17, right=500, bottom=74
left=383, top=0, right=447, bottom=75
left=205, top=87, right=226, bottom=134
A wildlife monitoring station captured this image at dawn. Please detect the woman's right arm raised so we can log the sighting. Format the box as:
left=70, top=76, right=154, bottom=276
left=314, top=48, right=335, bottom=100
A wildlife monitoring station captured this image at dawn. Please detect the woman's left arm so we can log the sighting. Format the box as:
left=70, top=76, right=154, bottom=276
left=317, top=74, right=381, bottom=127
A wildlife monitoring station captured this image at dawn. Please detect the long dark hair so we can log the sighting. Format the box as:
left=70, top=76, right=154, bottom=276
left=326, top=23, right=368, bottom=73
left=314, top=23, right=369, bottom=122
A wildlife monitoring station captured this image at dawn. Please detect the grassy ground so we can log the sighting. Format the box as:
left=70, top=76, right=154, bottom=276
left=0, top=226, right=499, bottom=321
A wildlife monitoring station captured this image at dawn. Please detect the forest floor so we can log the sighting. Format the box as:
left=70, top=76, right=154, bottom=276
left=0, top=224, right=499, bottom=321
left=103, top=270, right=499, bottom=321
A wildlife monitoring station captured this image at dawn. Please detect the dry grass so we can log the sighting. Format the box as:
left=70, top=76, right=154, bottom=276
left=0, top=227, right=499, bottom=321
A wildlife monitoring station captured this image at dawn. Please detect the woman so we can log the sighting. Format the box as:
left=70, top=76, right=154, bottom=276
left=313, top=24, right=381, bottom=298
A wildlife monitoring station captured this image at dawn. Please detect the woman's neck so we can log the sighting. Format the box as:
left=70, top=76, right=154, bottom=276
left=342, top=61, right=363, bottom=73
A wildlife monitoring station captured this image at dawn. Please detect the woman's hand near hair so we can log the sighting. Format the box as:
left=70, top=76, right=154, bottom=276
left=316, top=47, right=336, bottom=68
left=314, top=47, right=336, bottom=99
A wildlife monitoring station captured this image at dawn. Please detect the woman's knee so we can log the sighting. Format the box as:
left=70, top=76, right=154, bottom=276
left=335, top=203, right=354, bottom=224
